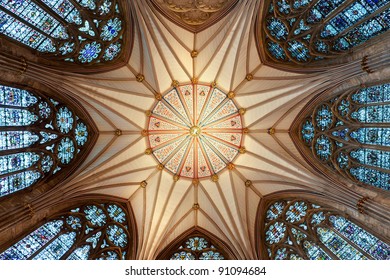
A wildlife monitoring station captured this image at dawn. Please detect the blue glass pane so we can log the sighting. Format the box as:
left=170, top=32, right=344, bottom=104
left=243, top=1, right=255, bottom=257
left=107, top=204, right=127, bottom=223
left=317, top=227, right=367, bottom=259
left=265, top=0, right=390, bottom=63
left=78, top=42, right=102, bottom=63
left=0, top=171, right=41, bottom=197
left=171, top=251, right=195, bottom=260
left=33, top=232, right=76, bottom=260
left=350, top=128, right=390, bottom=146
left=66, top=245, right=90, bottom=260
left=0, top=1, right=68, bottom=39
left=266, top=222, right=286, bottom=244
left=56, top=107, right=74, bottom=133
left=0, top=152, right=40, bottom=175
left=0, top=220, right=63, bottom=260
left=40, top=0, right=82, bottom=25
left=351, top=105, right=390, bottom=123
left=267, top=41, right=286, bottom=60
left=84, top=205, right=107, bottom=226
left=0, top=108, right=38, bottom=126
left=330, top=216, right=390, bottom=259
left=267, top=18, right=288, bottom=40
left=266, top=201, right=285, bottom=220
left=315, top=135, right=332, bottom=160
left=352, top=84, right=390, bottom=104
left=0, top=86, right=37, bottom=107
left=106, top=225, right=127, bottom=248
left=57, top=137, right=75, bottom=164
left=186, top=237, right=208, bottom=251
left=76, top=0, right=97, bottom=10
left=350, top=167, right=390, bottom=190
left=199, top=251, right=224, bottom=260
left=0, top=131, right=39, bottom=150
left=75, top=122, right=88, bottom=146
left=287, top=41, right=310, bottom=62
left=350, top=148, right=390, bottom=170
left=286, top=201, right=307, bottom=222
left=303, top=240, right=332, bottom=260
left=316, top=105, right=333, bottom=131
left=101, top=18, right=121, bottom=41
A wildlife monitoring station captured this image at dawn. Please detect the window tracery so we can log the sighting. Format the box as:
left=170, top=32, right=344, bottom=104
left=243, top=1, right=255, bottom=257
left=298, top=82, right=390, bottom=191
left=0, top=0, right=126, bottom=66
left=259, top=0, right=390, bottom=67
left=263, top=198, right=390, bottom=260
left=0, top=83, right=92, bottom=198
left=169, top=235, right=225, bottom=260
left=0, top=202, right=132, bottom=260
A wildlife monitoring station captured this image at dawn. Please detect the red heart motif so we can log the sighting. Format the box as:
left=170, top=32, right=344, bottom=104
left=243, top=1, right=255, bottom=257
left=155, top=122, right=160, bottom=127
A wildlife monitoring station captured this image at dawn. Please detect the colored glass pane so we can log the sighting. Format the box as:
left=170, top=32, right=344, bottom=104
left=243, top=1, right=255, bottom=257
left=263, top=0, right=390, bottom=64
left=0, top=84, right=89, bottom=197
left=169, top=235, right=226, bottom=260
left=0, top=203, right=130, bottom=260
left=146, top=83, right=245, bottom=179
left=264, top=199, right=390, bottom=260
left=300, top=83, right=390, bottom=191
left=0, top=0, right=125, bottom=65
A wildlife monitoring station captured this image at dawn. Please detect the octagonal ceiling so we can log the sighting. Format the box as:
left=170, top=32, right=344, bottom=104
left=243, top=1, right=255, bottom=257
left=28, top=0, right=382, bottom=259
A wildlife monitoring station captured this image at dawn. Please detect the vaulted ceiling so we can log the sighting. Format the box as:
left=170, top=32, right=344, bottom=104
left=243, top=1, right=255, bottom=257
left=1, top=0, right=389, bottom=259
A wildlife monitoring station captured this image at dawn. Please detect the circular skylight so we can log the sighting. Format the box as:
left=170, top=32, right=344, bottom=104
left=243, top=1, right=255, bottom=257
left=146, top=83, right=245, bottom=180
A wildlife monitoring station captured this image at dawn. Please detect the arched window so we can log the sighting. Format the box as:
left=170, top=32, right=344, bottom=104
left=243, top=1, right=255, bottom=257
left=0, top=202, right=134, bottom=260
left=0, top=0, right=130, bottom=68
left=258, top=0, right=390, bottom=68
left=262, top=198, right=390, bottom=260
left=0, top=82, right=95, bottom=199
left=157, top=229, right=234, bottom=260
left=296, top=82, right=390, bottom=191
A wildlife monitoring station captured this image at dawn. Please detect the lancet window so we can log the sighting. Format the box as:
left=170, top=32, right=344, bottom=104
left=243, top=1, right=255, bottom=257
left=263, top=199, right=390, bottom=260
left=300, top=82, right=390, bottom=191
left=0, top=83, right=92, bottom=198
left=0, top=0, right=125, bottom=65
left=261, top=0, right=390, bottom=66
left=0, top=202, right=132, bottom=260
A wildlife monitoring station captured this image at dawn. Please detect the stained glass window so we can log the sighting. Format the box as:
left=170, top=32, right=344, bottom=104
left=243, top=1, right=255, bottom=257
left=146, top=83, right=245, bottom=180
left=299, top=82, right=390, bottom=191
left=263, top=199, right=390, bottom=260
left=0, top=84, right=90, bottom=197
left=261, top=0, right=390, bottom=65
left=167, top=235, right=225, bottom=260
left=0, top=203, right=131, bottom=260
left=0, top=0, right=125, bottom=65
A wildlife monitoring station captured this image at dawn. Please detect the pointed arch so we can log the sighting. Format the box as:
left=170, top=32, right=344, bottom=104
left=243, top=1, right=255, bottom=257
left=291, top=80, right=390, bottom=193
left=0, top=0, right=134, bottom=73
left=0, top=78, right=98, bottom=205
left=0, top=197, right=137, bottom=260
left=256, top=191, right=390, bottom=260
left=256, top=0, right=390, bottom=72
left=156, top=227, right=238, bottom=260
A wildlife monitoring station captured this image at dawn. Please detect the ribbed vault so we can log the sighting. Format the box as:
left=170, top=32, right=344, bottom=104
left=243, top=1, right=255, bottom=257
left=0, top=0, right=389, bottom=260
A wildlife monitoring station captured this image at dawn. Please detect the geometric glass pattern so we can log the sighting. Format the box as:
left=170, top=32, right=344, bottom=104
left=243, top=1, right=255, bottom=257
left=0, top=84, right=89, bottom=197
left=261, top=0, right=390, bottom=65
left=264, top=199, right=390, bottom=260
left=0, top=0, right=124, bottom=65
left=299, top=83, right=390, bottom=191
left=0, top=203, right=131, bottom=260
left=146, top=83, right=245, bottom=179
left=169, top=236, right=225, bottom=260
